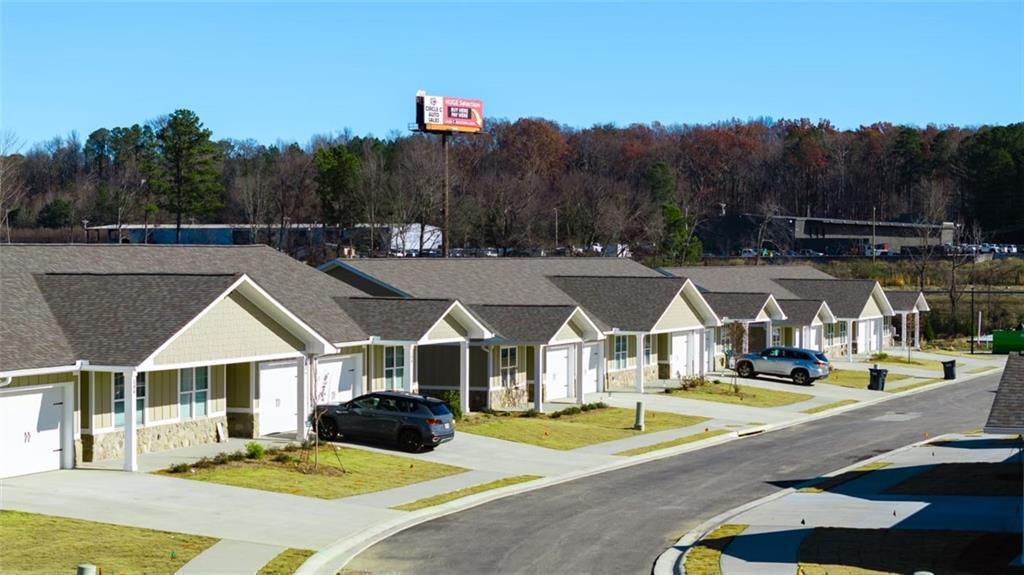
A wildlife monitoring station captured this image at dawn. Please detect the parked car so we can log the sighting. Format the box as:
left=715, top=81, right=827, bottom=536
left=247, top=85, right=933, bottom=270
left=313, top=391, right=455, bottom=452
left=740, top=248, right=758, bottom=258
left=733, top=347, right=830, bottom=385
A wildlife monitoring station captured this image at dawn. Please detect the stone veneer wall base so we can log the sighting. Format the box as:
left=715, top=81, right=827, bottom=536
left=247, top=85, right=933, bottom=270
left=81, top=415, right=228, bottom=462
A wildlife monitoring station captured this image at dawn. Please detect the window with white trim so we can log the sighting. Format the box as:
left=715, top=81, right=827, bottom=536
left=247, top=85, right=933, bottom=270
left=771, top=327, right=782, bottom=347
left=613, top=336, right=628, bottom=370
left=179, top=366, right=209, bottom=420
left=839, top=322, right=847, bottom=341
left=114, top=372, right=145, bottom=427
left=500, top=346, right=518, bottom=387
left=643, top=336, right=652, bottom=366
left=384, top=346, right=405, bottom=390
left=826, top=324, right=835, bottom=345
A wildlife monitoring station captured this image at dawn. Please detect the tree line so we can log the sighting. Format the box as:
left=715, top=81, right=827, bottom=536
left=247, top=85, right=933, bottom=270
left=1, top=111, right=1021, bottom=261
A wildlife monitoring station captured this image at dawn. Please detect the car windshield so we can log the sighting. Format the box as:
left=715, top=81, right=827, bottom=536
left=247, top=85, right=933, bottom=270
left=814, top=353, right=829, bottom=362
left=425, top=402, right=451, bottom=416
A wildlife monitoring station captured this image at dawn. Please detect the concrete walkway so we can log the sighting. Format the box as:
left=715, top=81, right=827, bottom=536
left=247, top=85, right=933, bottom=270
left=177, top=540, right=286, bottom=575
left=670, top=433, right=1023, bottom=575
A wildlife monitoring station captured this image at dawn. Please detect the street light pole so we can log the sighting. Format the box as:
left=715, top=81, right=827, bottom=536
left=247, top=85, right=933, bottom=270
left=442, top=132, right=450, bottom=258
left=871, top=206, right=877, bottom=263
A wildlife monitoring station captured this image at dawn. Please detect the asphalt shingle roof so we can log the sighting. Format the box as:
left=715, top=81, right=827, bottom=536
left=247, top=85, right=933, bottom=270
left=985, top=354, right=1024, bottom=432
left=36, top=273, right=241, bottom=366
left=661, top=265, right=834, bottom=299
left=776, top=299, right=832, bottom=327
left=333, top=297, right=456, bottom=342
left=547, top=276, right=686, bottom=332
left=340, top=258, right=663, bottom=305
left=774, top=279, right=881, bottom=319
left=885, top=290, right=928, bottom=312
left=470, top=304, right=581, bottom=344
left=1, top=244, right=370, bottom=371
left=702, top=292, right=773, bottom=321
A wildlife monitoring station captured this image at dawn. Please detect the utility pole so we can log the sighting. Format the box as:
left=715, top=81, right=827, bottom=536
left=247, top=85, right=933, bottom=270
left=553, top=207, right=559, bottom=252
left=871, top=206, right=877, bottom=263
left=442, top=132, right=450, bottom=258
left=970, top=253, right=977, bottom=354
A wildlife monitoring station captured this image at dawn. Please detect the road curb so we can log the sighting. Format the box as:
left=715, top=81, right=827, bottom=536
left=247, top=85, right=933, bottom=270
left=651, top=432, right=957, bottom=575
left=297, top=368, right=999, bottom=575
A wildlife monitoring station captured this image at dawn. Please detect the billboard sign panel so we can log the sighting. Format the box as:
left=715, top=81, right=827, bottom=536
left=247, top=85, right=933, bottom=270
left=416, top=92, right=484, bottom=133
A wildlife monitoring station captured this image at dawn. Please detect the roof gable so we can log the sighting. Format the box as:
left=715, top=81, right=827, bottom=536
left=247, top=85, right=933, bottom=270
left=548, top=276, right=685, bottom=332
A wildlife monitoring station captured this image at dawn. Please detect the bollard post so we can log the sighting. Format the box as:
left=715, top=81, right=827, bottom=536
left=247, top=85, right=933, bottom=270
left=634, top=400, right=645, bottom=431
left=77, top=565, right=97, bottom=575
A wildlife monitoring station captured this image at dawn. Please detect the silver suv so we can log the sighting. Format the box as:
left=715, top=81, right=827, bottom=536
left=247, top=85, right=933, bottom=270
left=734, top=347, right=830, bottom=385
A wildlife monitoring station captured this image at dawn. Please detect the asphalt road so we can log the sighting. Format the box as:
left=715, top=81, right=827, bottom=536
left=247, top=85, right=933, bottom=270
left=345, top=374, right=1001, bottom=575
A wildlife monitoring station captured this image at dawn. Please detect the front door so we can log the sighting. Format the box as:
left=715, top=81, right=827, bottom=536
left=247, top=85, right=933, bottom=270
left=671, top=332, right=689, bottom=379
left=317, top=355, right=362, bottom=404
left=258, top=361, right=298, bottom=436
left=582, top=343, right=600, bottom=394
left=545, top=346, right=571, bottom=400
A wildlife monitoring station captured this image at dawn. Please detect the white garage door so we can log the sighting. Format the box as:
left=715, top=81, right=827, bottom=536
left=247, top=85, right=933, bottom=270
left=1, top=385, right=66, bottom=479
left=258, top=361, right=298, bottom=436
left=545, top=346, right=571, bottom=400
left=582, top=343, right=600, bottom=395
left=316, top=355, right=362, bottom=404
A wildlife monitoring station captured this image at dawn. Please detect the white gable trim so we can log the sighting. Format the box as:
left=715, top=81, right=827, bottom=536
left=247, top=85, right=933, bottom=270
left=549, top=306, right=605, bottom=344
left=417, top=300, right=494, bottom=344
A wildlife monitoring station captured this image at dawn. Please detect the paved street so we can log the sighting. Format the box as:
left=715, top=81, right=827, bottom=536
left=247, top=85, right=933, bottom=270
left=345, top=372, right=1002, bottom=575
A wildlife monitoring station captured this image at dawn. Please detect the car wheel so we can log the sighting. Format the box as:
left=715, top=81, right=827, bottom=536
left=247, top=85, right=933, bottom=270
left=737, top=362, right=754, bottom=378
left=317, top=418, right=338, bottom=441
left=398, top=429, right=423, bottom=453
left=792, top=369, right=809, bottom=386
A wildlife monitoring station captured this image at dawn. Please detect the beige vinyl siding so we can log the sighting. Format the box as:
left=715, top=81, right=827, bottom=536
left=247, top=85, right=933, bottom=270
left=8, top=372, right=75, bottom=388
left=146, top=369, right=178, bottom=422
left=94, top=372, right=113, bottom=429
left=755, top=307, right=771, bottom=322
left=153, top=291, right=304, bottom=366
left=80, top=372, right=91, bottom=430
left=424, top=315, right=467, bottom=342
left=606, top=334, right=639, bottom=371
left=369, top=346, right=385, bottom=391
left=653, top=293, right=703, bottom=332
left=210, top=364, right=226, bottom=413
left=551, top=319, right=585, bottom=343
left=491, top=345, right=526, bottom=388
left=860, top=294, right=884, bottom=319
left=657, top=333, right=669, bottom=359
left=226, top=362, right=251, bottom=409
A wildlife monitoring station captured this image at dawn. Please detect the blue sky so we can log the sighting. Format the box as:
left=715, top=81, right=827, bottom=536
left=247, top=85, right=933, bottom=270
left=3, top=2, right=1022, bottom=147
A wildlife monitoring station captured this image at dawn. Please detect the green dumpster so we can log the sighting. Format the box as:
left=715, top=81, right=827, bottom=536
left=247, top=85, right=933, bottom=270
left=993, top=330, right=1024, bottom=354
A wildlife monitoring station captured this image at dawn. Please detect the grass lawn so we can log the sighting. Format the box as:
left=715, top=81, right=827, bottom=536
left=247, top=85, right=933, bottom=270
left=665, top=379, right=813, bottom=407
left=684, top=524, right=747, bottom=575
left=967, top=365, right=996, bottom=374
left=885, top=462, right=1022, bottom=497
left=800, top=462, right=890, bottom=493
left=889, top=378, right=944, bottom=393
left=819, top=369, right=909, bottom=389
left=392, top=474, right=541, bottom=511
left=158, top=445, right=465, bottom=499
left=459, top=407, right=707, bottom=450
left=797, top=528, right=1021, bottom=575
left=864, top=353, right=959, bottom=372
left=257, top=548, right=316, bottom=575
left=615, top=429, right=731, bottom=457
left=800, top=399, right=859, bottom=414
left=0, top=510, right=216, bottom=575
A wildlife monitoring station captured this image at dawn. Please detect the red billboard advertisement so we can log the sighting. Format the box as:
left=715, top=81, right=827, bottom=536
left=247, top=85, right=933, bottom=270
left=417, top=92, right=484, bottom=134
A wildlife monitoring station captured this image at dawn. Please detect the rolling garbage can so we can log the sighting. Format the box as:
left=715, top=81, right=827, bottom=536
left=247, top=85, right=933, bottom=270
left=942, top=360, right=956, bottom=380
left=868, top=367, right=888, bottom=391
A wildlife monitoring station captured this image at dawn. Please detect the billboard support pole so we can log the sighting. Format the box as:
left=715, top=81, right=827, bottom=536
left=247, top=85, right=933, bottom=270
left=442, top=132, right=450, bottom=258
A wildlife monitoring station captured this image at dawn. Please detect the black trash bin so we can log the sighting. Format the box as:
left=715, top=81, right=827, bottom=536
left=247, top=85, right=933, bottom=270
left=942, top=360, right=956, bottom=380
left=868, top=367, right=888, bottom=391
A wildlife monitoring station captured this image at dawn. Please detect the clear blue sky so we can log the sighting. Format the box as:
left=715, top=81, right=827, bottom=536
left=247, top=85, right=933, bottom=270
left=3, top=2, right=1022, bottom=148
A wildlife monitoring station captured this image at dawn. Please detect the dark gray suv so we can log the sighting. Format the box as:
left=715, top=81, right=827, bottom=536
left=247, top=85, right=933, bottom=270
left=313, top=391, right=455, bottom=452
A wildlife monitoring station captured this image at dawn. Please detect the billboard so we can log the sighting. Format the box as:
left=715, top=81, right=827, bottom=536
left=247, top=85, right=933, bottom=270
left=416, top=91, right=484, bottom=134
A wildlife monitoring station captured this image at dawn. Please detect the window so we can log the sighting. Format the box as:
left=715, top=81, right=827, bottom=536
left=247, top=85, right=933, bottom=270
left=114, top=372, right=146, bottom=427
left=500, top=347, right=518, bottom=387
left=771, top=327, right=782, bottom=347
left=718, top=327, right=732, bottom=354
left=384, top=346, right=405, bottom=390
left=839, top=322, right=848, bottom=341
left=179, top=366, right=209, bottom=420
left=613, top=336, right=628, bottom=370
left=643, top=336, right=652, bottom=366
left=826, top=324, right=835, bottom=345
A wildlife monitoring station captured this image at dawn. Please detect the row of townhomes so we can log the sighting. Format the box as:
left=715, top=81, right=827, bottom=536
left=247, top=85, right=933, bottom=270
left=0, top=244, right=929, bottom=479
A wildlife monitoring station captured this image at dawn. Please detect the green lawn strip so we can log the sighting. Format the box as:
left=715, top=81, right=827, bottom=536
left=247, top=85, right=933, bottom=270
left=864, top=353, right=960, bottom=372
left=797, top=528, right=1021, bottom=575
left=665, top=380, right=813, bottom=407
left=0, top=510, right=216, bottom=574
left=800, top=399, right=859, bottom=414
left=615, top=429, right=732, bottom=457
left=800, top=462, right=890, bottom=493
left=684, top=523, right=747, bottom=575
left=967, top=365, right=995, bottom=374
left=257, top=548, right=316, bottom=575
left=157, top=445, right=466, bottom=500
left=819, top=369, right=909, bottom=389
left=391, top=474, right=542, bottom=511
left=459, top=407, right=707, bottom=450
left=889, top=378, right=945, bottom=393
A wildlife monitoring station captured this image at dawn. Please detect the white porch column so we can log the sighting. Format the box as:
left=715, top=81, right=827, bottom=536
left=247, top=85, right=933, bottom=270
left=914, top=312, right=921, bottom=349
left=699, top=329, right=706, bottom=376
left=818, top=326, right=825, bottom=352
left=123, top=367, right=138, bottom=472
left=296, top=356, right=308, bottom=441
left=533, top=344, right=545, bottom=413
left=766, top=320, right=773, bottom=348
left=404, top=344, right=414, bottom=393
left=575, top=342, right=585, bottom=405
left=597, top=340, right=606, bottom=391
left=485, top=346, right=494, bottom=410
left=846, top=319, right=854, bottom=358
left=635, top=334, right=645, bottom=393
left=901, top=313, right=908, bottom=350
left=459, top=340, right=470, bottom=415
left=742, top=323, right=750, bottom=354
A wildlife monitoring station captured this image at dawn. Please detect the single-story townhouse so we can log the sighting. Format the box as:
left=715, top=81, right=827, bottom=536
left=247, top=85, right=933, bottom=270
left=0, top=244, right=491, bottom=478
left=774, top=299, right=838, bottom=353
left=320, top=258, right=720, bottom=405
left=699, top=292, right=787, bottom=368
left=884, top=290, right=931, bottom=350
